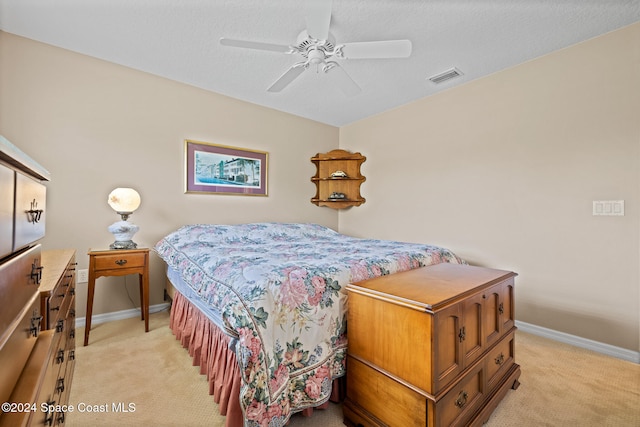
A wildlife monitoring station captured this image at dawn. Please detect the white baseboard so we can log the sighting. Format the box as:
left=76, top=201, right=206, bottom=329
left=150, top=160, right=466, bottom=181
left=75, top=303, right=170, bottom=328
left=516, top=320, right=640, bottom=364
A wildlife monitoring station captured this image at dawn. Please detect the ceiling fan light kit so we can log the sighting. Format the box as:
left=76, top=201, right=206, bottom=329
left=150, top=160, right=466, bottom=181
left=219, top=0, right=412, bottom=96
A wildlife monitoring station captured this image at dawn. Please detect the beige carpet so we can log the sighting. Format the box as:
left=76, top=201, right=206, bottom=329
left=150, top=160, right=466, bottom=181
left=67, top=310, right=640, bottom=427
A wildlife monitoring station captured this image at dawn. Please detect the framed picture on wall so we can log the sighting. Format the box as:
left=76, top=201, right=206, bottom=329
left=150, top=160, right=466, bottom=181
left=184, top=139, right=268, bottom=196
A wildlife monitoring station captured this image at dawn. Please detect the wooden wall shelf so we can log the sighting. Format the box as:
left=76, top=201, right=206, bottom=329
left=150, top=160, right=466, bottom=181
left=311, top=149, right=366, bottom=209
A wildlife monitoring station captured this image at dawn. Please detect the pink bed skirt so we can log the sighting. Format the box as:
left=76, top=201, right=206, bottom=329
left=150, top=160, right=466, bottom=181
left=169, top=291, right=342, bottom=427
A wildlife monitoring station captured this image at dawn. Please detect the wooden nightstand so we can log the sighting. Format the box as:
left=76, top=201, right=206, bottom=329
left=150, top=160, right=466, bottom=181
left=84, top=248, right=150, bottom=346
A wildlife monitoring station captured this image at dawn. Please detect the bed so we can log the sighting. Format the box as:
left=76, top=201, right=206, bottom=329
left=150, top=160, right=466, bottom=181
left=154, top=223, right=465, bottom=427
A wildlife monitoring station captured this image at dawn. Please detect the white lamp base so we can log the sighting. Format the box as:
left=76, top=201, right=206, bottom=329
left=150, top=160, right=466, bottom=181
left=108, top=220, right=139, bottom=250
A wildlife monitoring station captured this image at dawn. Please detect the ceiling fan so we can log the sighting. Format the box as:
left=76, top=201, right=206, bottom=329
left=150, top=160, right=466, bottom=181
left=219, top=0, right=412, bottom=96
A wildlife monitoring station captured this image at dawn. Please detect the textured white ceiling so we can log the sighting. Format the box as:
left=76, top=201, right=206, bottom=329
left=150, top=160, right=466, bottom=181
left=1, top=0, right=639, bottom=126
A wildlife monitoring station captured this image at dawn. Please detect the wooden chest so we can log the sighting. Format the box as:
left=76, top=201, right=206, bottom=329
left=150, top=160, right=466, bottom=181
left=344, top=263, right=521, bottom=427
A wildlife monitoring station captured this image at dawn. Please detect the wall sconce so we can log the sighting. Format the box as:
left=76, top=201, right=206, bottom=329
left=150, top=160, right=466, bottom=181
left=107, top=187, right=141, bottom=250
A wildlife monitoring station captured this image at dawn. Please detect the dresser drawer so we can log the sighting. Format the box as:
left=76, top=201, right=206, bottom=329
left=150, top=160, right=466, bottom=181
left=0, top=330, right=56, bottom=427
left=0, top=293, right=42, bottom=407
left=14, top=171, right=46, bottom=252
left=93, top=251, right=146, bottom=271
left=0, top=245, right=41, bottom=334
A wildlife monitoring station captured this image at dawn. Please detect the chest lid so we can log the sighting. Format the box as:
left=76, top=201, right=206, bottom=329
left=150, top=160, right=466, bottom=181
left=346, top=263, right=516, bottom=312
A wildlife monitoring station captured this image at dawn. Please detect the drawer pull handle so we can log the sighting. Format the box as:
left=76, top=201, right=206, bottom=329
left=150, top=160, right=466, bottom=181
left=56, top=349, right=65, bottom=364
left=498, top=302, right=504, bottom=315
left=56, top=319, right=64, bottom=333
left=44, top=400, right=55, bottom=426
left=56, top=378, right=65, bottom=393
left=495, top=353, right=505, bottom=365
left=27, top=199, right=44, bottom=223
left=455, top=390, right=468, bottom=408
left=30, top=315, right=43, bottom=338
left=115, top=259, right=128, bottom=266
left=69, top=350, right=75, bottom=360
left=30, top=263, right=44, bottom=285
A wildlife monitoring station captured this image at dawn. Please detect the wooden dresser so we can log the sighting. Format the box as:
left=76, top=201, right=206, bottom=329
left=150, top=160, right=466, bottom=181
left=344, top=263, right=521, bottom=427
left=0, top=249, right=76, bottom=427
left=39, top=248, right=77, bottom=422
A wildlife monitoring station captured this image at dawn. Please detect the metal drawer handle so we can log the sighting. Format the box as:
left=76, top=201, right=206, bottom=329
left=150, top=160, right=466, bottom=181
left=30, top=263, right=44, bottom=285
left=26, top=199, right=43, bottom=223
left=498, top=302, right=504, bottom=315
left=30, top=314, right=43, bottom=338
left=115, top=259, right=128, bottom=266
left=495, top=353, right=505, bottom=365
left=455, top=390, right=468, bottom=408
left=44, top=400, right=55, bottom=426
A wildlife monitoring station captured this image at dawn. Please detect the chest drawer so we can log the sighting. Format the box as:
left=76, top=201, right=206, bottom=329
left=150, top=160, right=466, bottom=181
left=432, top=361, right=485, bottom=427
left=486, top=329, right=515, bottom=389
left=93, top=251, right=146, bottom=271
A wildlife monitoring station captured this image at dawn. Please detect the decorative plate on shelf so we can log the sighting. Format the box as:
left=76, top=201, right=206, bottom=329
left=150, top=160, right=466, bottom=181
left=330, top=170, right=348, bottom=179
left=328, top=192, right=348, bottom=200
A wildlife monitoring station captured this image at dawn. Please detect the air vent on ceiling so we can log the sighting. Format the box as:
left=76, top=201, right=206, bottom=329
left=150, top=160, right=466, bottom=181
left=428, top=68, right=463, bottom=84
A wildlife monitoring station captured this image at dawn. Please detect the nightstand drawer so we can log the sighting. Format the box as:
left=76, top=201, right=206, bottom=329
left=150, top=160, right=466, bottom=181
left=94, top=252, right=146, bottom=271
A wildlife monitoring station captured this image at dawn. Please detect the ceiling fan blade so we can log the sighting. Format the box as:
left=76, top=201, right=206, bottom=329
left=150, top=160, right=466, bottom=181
left=267, top=64, right=306, bottom=92
left=305, top=0, right=332, bottom=40
left=339, top=40, right=412, bottom=59
left=220, top=38, right=292, bottom=53
left=324, top=62, right=361, bottom=97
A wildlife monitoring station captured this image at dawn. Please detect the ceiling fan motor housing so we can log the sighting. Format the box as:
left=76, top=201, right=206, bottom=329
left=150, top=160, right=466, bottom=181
left=296, top=30, right=336, bottom=59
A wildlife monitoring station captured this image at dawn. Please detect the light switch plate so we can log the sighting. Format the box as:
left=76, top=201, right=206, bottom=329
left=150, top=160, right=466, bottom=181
left=593, top=200, right=624, bottom=216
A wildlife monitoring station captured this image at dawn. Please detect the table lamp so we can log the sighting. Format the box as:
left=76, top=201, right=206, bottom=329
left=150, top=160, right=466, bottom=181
left=107, top=187, right=141, bottom=249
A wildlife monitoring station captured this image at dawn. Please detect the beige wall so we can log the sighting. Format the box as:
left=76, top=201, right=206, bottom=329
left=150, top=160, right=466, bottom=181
left=2, top=23, right=639, bottom=353
left=0, top=32, right=339, bottom=318
left=339, top=23, right=640, bottom=351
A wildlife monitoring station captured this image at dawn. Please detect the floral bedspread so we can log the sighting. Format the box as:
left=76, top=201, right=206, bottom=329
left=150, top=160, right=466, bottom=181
left=154, top=223, right=464, bottom=427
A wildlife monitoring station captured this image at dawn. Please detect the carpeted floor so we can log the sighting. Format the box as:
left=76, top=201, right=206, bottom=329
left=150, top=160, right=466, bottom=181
left=67, top=310, right=640, bottom=427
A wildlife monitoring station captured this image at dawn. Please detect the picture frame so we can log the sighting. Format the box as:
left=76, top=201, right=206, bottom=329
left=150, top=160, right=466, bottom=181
left=184, top=139, right=268, bottom=196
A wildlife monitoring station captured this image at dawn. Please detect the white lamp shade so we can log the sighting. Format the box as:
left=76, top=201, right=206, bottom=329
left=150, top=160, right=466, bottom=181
left=108, top=188, right=141, bottom=213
